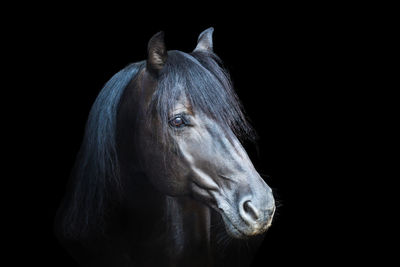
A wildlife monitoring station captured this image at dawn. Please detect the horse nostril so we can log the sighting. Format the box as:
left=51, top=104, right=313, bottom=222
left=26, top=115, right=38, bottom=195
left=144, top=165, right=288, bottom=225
left=242, top=200, right=259, bottom=222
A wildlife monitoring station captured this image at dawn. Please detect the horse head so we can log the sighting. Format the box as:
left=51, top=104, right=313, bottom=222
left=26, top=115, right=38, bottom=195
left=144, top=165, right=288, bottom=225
left=133, top=28, right=275, bottom=238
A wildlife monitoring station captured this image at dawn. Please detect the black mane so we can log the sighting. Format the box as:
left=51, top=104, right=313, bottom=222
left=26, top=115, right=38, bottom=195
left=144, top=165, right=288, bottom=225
left=56, top=62, right=145, bottom=239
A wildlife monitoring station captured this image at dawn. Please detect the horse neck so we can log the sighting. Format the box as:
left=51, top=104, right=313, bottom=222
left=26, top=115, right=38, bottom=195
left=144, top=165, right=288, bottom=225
left=165, top=195, right=211, bottom=259
left=118, top=171, right=212, bottom=265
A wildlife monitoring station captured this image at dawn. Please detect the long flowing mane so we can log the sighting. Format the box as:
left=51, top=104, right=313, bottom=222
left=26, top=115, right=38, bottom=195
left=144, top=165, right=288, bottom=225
left=56, top=50, right=255, bottom=241
left=57, top=62, right=145, bottom=239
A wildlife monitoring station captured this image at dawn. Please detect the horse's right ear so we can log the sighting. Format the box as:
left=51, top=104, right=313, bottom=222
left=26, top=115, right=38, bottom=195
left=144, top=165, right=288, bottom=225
left=146, top=31, right=168, bottom=77
left=193, top=27, right=214, bottom=53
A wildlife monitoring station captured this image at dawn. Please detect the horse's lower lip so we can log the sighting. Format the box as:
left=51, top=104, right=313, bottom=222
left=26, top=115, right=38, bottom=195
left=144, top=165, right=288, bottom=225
left=228, top=221, right=247, bottom=237
left=218, top=206, right=272, bottom=238
left=218, top=209, right=247, bottom=238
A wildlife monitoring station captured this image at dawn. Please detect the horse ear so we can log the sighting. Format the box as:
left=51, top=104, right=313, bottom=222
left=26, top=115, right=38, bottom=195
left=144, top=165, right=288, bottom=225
left=194, top=27, right=214, bottom=53
left=147, top=31, right=168, bottom=76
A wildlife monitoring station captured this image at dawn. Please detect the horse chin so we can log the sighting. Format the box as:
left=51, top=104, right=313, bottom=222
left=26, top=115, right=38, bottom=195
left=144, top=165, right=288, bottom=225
left=221, top=216, right=248, bottom=239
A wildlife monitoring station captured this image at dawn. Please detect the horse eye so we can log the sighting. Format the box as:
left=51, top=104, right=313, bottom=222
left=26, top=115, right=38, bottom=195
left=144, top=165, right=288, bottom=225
left=169, top=116, right=185, bottom=128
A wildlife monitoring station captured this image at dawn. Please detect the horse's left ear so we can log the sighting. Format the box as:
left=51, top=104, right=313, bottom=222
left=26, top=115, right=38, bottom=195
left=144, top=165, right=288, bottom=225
left=147, top=31, right=168, bottom=76
left=193, top=27, right=214, bottom=53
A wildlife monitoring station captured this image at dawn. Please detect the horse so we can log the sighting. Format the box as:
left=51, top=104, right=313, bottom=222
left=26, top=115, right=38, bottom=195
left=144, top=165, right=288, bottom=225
left=55, top=27, right=276, bottom=267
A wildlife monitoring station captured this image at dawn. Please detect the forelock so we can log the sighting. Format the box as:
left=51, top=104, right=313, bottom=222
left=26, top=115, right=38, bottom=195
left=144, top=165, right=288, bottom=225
left=149, top=50, right=254, bottom=141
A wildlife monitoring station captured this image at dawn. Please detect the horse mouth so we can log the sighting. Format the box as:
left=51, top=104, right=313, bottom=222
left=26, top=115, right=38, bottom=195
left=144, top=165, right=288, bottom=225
left=190, top=177, right=275, bottom=239
left=218, top=207, right=272, bottom=239
left=218, top=210, right=247, bottom=238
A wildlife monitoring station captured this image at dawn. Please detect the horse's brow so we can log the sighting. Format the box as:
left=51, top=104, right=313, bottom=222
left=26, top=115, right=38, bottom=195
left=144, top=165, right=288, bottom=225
left=173, top=104, right=194, bottom=115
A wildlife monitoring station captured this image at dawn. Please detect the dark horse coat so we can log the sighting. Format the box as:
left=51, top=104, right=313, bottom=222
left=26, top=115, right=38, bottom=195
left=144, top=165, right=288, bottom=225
left=55, top=28, right=275, bottom=267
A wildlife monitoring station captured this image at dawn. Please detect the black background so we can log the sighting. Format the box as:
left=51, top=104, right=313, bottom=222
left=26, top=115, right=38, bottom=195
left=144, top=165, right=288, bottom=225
left=7, top=4, right=367, bottom=266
